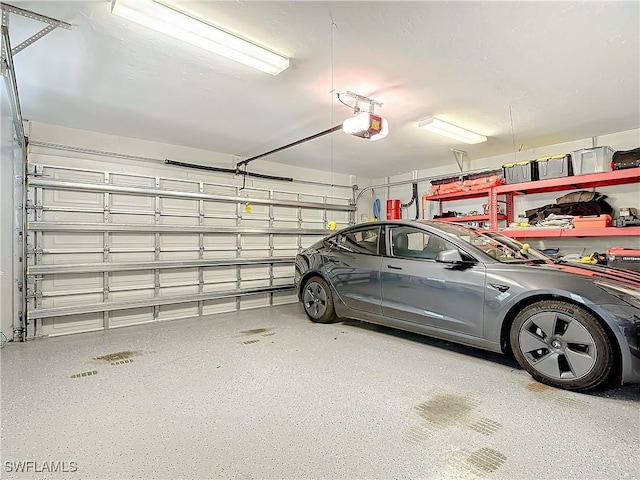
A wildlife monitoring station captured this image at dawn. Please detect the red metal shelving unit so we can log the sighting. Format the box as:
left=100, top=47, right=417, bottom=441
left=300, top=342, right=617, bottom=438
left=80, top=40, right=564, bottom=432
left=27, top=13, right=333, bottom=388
left=423, top=188, right=509, bottom=230
left=495, top=167, right=640, bottom=195
left=500, top=227, right=640, bottom=238
left=495, top=168, right=640, bottom=238
left=435, top=214, right=507, bottom=223
left=423, top=168, right=640, bottom=236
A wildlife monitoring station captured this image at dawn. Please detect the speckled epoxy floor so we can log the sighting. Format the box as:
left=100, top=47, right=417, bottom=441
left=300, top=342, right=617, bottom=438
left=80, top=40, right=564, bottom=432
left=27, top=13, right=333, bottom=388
left=1, top=304, right=639, bottom=479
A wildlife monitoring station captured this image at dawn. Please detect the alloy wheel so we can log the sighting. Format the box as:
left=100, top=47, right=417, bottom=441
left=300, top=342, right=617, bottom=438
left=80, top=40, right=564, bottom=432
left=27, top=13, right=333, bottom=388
left=518, top=311, right=598, bottom=380
left=303, top=281, right=328, bottom=319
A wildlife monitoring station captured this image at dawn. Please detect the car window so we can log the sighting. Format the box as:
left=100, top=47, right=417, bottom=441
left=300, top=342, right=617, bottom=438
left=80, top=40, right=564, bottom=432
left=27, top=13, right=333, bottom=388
left=423, top=222, right=547, bottom=263
left=329, top=226, right=380, bottom=255
left=389, top=226, right=455, bottom=260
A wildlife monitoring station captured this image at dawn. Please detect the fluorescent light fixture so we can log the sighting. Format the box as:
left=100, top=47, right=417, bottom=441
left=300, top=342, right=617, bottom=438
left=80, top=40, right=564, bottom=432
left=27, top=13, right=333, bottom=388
left=111, top=0, right=290, bottom=75
left=343, top=112, right=389, bottom=141
left=418, top=116, right=487, bottom=144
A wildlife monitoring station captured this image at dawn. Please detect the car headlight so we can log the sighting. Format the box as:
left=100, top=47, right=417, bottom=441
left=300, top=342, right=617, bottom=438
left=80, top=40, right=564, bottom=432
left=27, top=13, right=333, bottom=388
left=595, top=281, right=640, bottom=310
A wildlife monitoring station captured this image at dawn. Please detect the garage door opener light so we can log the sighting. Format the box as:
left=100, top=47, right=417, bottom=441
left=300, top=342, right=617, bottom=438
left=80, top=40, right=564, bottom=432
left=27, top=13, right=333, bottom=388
left=418, top=116, right=487, bottom=144
left=340, top=91, right=388, bottom=141
left=110, top=0, right=290, bottom=75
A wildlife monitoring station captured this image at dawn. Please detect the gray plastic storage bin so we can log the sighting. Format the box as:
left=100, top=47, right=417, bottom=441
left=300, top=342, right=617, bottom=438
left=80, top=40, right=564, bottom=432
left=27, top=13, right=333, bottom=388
left=502, top=161, right=538, bottom=184
left=536, top=154, right=573, bottom=180
left=571, top=146, right=615, bottom=174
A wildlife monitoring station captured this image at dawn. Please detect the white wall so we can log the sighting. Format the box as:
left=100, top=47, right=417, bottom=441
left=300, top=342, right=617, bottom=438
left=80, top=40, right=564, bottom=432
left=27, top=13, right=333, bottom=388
left=361, top=129, right=640, bottom=255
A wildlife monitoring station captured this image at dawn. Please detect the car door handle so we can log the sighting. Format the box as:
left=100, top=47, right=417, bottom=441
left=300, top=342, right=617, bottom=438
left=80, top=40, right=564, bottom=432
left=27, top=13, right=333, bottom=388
left=387, top=265, right=402, bottom=270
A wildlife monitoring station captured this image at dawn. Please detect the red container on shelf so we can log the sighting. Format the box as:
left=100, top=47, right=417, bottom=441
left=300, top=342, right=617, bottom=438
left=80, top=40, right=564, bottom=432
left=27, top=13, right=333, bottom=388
left=572, top=214, right=612, bottom=228
left=606, top=247, right=640, bottom=271
left=387, top=199, right=401, bottom=220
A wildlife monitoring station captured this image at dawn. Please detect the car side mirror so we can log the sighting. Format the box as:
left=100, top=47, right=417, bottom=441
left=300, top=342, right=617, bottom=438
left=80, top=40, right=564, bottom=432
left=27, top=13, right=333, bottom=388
left=436, top=249, right=464, bottom=264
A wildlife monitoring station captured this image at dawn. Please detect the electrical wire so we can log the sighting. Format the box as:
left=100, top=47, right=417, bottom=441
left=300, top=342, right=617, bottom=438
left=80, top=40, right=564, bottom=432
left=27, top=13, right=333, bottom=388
left=336, top=92, right=355, bottom=110
left=329, top=19, right=338, bottom=206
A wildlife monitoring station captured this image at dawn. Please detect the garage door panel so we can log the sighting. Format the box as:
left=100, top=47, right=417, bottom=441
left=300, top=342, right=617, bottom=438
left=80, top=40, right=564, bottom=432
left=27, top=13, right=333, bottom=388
left=301, top=208, right=324, bottom=220
left=273, top=265, right=293, bottom=278
left=40, top=252, right=103, bottom=265
left=42, top=232, right=103, bottom=250
left=110, top=289, right=155, bottom=302
left=272, top=291, right=297, bottom=305
left=110, top=252, right=155, bottom=263
left=42, top=272, right=102, bottom=292
left=41, top=210, right=104, bottom=223
left=159, top=268, right=199, bottom=284
left=111, top=193, right=154, bottom=211
left=242, top=236, right=269, bottom=248
left=46, top=167, right=104, bottom=183
left=239, top=250, right=270, bottom=259
left=301, top=235, right=325, bottom=248
left=273, top=191, right=298, bottom=202
left=111, top=233, right=155, bottom=248
left=273, top=206, right=297, bottom=219
left=161, top=234, right=198, bottom=247
left=109, top=308, right=154, bottom=327
left=203, top=202, right=236, bottom=216
left=158, top=250, right=199, bottom=261
left=273, top=277, right=293, bottom=287
left=159, top=285, right=199, bottom=297
left=243, top=204, right=268, bottom=216
left=110, top=271, right=155, bottom=288
left=203, top=266, right=235, bottom=282
left=239, top=218, right=270, bottom=229
left=159, top=197, right=199, bottom=213
left=203, top=281, right=236, bottom=292
left=202, top=250, right=235, bottom=259
left=110, top=213, right=155, bottom=225
left=160, top=179, right=199, bottom=193
left=240, top=279, right=270, bottom=290
left=40, top=313, right=104, bottom=336
left=159, top=215, right=199, bottom=226
left=158, top=303, right=198, bottom=320
left=110, top=174, right=154, bottom=187
left=41, top=291, right=103, bottom=309
left=27, top=161, right=352, bottom=336
left=202, top=183, right=236, bottom=195
left=47, top=189, right=103, bottom=209
left=272, top=220, right=298, bottom=228
left=273, top=236, right=298, bottom=248
left=240, top=294, right=269, bottom=310
left=202, top=298, right=236, bottom=315
left=273, top=249, right=298, bottom=259
left=203, top=234, right=236, bottom=248
left=240, top=265, right=269, bottom=280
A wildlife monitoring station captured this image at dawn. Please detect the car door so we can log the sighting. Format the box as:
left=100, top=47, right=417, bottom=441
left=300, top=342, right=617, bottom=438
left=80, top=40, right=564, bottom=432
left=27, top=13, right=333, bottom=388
left=380, top=225, right=486, bottom=337
left=323, top=225, right=383, bottom=315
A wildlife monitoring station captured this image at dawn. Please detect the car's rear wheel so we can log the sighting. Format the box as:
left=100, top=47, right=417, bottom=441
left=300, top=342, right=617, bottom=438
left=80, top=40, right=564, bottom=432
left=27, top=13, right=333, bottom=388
left=302, top=276, right=338, bottom=323
left=510, top=300, right=614, bottom=391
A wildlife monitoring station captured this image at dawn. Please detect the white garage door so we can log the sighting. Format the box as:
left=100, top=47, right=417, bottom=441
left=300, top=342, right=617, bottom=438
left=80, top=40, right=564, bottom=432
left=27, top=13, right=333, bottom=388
left=25, top=156, right=354, bottom=338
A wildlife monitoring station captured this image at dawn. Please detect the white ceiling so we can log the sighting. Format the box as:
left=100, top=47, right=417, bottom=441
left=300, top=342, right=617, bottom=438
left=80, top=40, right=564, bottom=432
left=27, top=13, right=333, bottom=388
left=9, top=1, right=640, bottom=178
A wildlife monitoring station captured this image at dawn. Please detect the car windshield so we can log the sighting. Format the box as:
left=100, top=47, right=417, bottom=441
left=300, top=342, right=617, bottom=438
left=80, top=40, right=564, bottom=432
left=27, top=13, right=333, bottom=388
left=422, top=221, right=551, bottom=264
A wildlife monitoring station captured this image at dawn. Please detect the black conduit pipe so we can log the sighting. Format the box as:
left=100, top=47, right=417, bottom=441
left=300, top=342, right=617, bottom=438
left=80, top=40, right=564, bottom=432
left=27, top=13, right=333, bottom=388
left=400, top=183, right=419, bottom=220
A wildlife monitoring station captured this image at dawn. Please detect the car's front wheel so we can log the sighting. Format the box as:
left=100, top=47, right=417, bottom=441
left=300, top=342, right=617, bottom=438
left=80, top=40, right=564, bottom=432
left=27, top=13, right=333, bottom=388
left=510, top=300, right=614, bottom=391
left=301, top=276, right=338, bottom=323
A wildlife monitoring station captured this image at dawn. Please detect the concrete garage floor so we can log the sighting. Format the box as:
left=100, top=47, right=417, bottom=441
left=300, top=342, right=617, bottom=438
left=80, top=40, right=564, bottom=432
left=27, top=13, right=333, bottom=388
left=1, top=304, right=639, bottom=480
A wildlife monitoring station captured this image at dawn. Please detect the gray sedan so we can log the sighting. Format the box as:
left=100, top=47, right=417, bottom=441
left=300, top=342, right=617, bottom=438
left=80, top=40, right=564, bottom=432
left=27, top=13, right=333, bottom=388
left=295, top=220, right=640, bottom=391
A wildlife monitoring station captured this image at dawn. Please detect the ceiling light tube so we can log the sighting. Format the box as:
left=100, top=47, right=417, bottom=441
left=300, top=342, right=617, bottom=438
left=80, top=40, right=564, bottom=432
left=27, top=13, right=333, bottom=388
left=417, top=116, right=487, bottom=144
left=111, top=0, right=289, bottom=75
